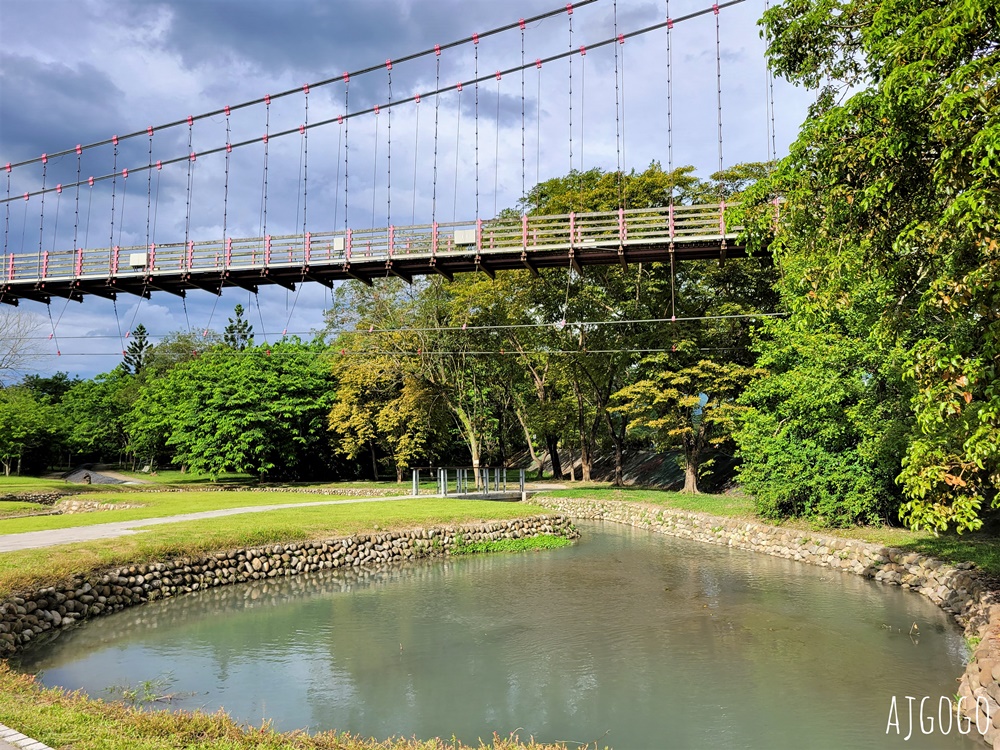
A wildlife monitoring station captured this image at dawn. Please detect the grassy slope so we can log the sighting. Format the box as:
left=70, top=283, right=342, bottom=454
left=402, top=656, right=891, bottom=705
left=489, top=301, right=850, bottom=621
left=0, top=665, right=567, bottom=750
left=0, top=498, right=552, bottom=598
left=536, top=486, right=1000, bottom=576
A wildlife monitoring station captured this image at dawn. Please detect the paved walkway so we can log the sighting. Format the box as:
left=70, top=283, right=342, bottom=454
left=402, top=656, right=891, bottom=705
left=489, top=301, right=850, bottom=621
left=0, top=490, right=535, bottom=553
left=0, top=495, right=413, bottom=553
left=0, top=723, right=53, bottom=750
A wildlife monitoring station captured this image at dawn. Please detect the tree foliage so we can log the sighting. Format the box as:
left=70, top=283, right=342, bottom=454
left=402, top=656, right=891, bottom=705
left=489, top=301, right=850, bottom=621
left=130, top=341, right=335, bottom=479
left=736, top=0, right=999, bottom=532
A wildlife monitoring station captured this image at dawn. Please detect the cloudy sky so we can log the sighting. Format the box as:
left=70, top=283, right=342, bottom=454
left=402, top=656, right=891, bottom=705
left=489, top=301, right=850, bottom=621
left=0, top=0, right=812, bottom=381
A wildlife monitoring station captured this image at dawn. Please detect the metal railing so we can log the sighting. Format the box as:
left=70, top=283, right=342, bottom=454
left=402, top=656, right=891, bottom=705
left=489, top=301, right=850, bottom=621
left=411, top=467, right=527, bottom=498
left=1, top=203, right=740, bottom=286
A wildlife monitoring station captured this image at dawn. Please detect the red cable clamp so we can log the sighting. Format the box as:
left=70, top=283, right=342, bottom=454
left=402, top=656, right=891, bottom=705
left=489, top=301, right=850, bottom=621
left=303, top=83, right=310, bottom=94
left=496, top=70, right=502, bottom=80
left=374, top=104, right=380, bottom=115
left=187, top=115, right=193, bottom=126
left=56, top=184, right=62, bottom=194
left=41, top=153, right=47, bottom=164
left=566, top=3, right=573, bottom=14
left=667, top=17, right=674, bottom=29
left=713, top=3, right=719, bottom=13
left=263, top=133, right=269, bottom=143
left=434, top=44, right=441, bottom=56
left=112, top=135, right=119, bottom=146
left=618, top=34, right=625, bottom=45
left=580, top=45, right=587, bottom=56
left=457, top=82, right=462, bottom=91
left=156, top=160, right=162, bottom=170
left=88, top=176, right=94, bottom=186
left=536, top=58, right=542, bottom=69
left=23, top=193, right=28, bottom=201
left=224, top=105, right=231, bottom=116
left=415, top=93, right=421, bottom=104
left=3, top=163, right=9, bottom=172
left=190, top=151, right=197, bottom=162
left=473, top=32, right=479, bottom=45
left=338, top=114, right=344, bottom=124
left=147, top=125, right=154, bottom=136
left=264, top=94, right=271, bottom=105
left=75, top=145, right=82, bottom=155
left=122, top=168, right=128, bottom=179
left=519, top=18, right=525, bottom=30
left=385, top=59, right=392, bottom=70
left=343, top=71, right=350, bottom=83
left=226, top=143, right=232, bottom=153
left=299, top=124, right=305, bottom=134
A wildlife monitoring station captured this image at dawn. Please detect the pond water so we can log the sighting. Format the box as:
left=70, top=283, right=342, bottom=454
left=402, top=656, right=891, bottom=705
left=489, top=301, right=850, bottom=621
left=18, top=522, right=980, bottom=749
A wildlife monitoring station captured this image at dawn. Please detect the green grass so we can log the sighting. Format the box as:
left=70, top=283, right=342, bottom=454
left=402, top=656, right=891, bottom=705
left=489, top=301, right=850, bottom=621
left=0, top=665, right=568, bottom=750
left=0, top=501, right=51, bottom=518
left=452, top=535, right=574, bottom=555
left=0, top=476, right=106, bottom=495
left=0, top=498, right=553, bottom=598
left=0, top=489, right=418, bottom=535
left=536, top=486, right=1000, bottom=577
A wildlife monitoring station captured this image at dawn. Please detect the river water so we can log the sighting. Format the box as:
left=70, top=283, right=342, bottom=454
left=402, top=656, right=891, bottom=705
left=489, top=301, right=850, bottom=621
left=18, top=522, right=981, bottom=748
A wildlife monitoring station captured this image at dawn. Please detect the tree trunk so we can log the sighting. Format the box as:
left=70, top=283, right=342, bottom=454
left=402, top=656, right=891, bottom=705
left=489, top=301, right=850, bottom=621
left=545, top=434, right=563, bottom=479
left=682, top=430, right=704, bottom=494
left=369, top=442, right=379, bottom=481
left=396, top=465, right=404, bottom=483
left=513, top=406, right=543, bottom=479
left=567, top=440, right=577, bottom=481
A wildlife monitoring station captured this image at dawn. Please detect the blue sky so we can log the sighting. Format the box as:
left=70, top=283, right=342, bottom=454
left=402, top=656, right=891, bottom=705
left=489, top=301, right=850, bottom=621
left=0, top=0, right=812, bottom=382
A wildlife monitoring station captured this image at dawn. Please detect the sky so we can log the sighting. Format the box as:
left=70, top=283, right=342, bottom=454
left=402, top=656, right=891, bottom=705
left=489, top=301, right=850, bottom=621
left=0, top=0, right=813, bottom=382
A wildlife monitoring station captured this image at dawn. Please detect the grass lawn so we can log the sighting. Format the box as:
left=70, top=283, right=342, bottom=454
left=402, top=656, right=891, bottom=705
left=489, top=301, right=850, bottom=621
left=535, top=485, right=1000, bottom=577
left=0, top=665, right=564, bottom=750
left=0, top=476, right=106, bottom=495
left=0, top=498, right=553, bottom=598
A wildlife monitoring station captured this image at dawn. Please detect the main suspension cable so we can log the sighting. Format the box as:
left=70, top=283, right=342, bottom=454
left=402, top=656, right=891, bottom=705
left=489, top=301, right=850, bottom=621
left=6, top=0, right=598, bottom=172
left=8, top=1, right=747, bottom=204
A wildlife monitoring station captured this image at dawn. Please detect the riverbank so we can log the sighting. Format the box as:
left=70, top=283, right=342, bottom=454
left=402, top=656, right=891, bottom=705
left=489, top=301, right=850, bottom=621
left=531, top=494, right=1000, bottom=748
left=0, top=513, right=578, bottom=750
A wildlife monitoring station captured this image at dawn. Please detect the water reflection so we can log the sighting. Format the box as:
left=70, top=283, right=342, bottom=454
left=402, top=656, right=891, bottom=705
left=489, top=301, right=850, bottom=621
left=18, top=522, right=977, bottom=749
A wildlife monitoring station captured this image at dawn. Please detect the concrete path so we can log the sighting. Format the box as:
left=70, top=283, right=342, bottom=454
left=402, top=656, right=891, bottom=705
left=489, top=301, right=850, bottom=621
left=0, top=495, right=414, bottom=553
left=0, top=723, right=53, bottom=750
left=0, top=487, right=546, bottom=553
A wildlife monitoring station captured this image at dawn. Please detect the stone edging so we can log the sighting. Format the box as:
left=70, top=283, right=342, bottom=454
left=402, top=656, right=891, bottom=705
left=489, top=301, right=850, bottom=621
left=532, top=496, right=1000, bottom=748
left=0, top=514, right=576, bottom=662
left=0, top=722, right=54, bottom=750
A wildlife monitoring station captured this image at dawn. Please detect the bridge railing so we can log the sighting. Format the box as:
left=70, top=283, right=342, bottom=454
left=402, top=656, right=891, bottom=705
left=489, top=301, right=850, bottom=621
left=1, top=202, right=742, bottom=286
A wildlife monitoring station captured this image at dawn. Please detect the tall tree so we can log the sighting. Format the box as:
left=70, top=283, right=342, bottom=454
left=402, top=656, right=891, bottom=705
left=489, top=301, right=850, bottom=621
left=224, top=304, right=254, bottom=351
left=0, top=387, right=58, bottom=475
left=122, top=324, right=150, bottom=375
left=738, top=0, right=999, bottom=532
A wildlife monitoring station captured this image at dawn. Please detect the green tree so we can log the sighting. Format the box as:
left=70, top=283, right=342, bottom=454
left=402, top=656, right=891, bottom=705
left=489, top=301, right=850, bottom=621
left=60, top=369, right=137, bottom=462
left=223, top=304, right=254, bottom=351
left=131, top=341, right=335, bottom=480
left=328, top=354, right=446, bottom=481
left=739, top=0, right=999, bottom=531
left=734, top=322, right=910, bottom=526
left=122, top=323, right=150, bottom=375
left=0, top=387, right=59, bottom=475
left=611, top=350, right=761, bottom=493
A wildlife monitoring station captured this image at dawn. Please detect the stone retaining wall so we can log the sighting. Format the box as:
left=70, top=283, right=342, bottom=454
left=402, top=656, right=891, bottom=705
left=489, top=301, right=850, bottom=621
left=0, top=493, right=66, bottom=507
left=0, top=514, right=575, bottom=661
left=533, top=496, right=1000, bottom=748
left=53, top=500, right=146, bottom=514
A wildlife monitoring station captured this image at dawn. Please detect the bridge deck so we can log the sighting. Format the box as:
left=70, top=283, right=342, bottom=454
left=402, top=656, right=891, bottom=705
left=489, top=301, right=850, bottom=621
left=0, top=203, right=746, bottom=305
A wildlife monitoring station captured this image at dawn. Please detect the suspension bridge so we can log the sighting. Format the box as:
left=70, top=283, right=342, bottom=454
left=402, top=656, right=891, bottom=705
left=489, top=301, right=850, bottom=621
left=1, top=0, right=776, bottom=312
